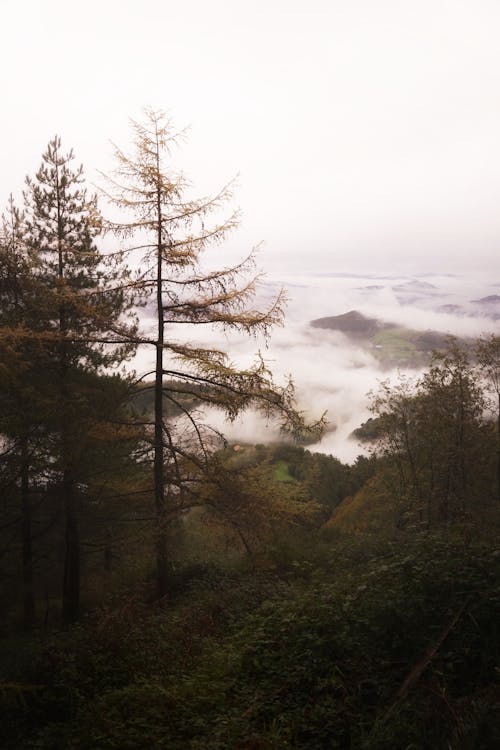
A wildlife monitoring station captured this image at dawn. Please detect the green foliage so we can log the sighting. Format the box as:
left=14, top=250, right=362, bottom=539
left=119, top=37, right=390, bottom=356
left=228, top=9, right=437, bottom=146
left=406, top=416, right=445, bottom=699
left=0, top=136, right=139, bottom=624
left=368, top=340, right=497, bottom=526
left=323, top=472, right=399, bottom=540
left=3, top=124, right=500, bottom=750
left=3, top=530, right=499, bottom=749
left=372, top=327, right=418, bottom=365
left=267, top=443, right=377, bottom=511
left=273, top=460, right=297, bottom=483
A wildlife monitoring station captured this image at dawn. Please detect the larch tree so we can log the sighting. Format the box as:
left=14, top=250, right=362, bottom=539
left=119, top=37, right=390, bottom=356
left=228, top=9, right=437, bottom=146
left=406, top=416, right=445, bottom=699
left=101, top=108, right=321, bottom=599
left=23, top=137, right=137, bottom=622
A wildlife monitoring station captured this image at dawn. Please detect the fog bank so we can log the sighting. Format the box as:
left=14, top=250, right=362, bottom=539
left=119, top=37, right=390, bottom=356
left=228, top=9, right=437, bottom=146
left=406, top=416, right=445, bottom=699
left=131, top=270, right=500, bottom=463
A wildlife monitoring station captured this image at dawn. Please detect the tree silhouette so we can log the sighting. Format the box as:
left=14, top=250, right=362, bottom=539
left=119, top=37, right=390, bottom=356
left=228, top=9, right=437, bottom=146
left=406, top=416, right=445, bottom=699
left=23, top=137, right=137, bottom=621
left=101, top=109, right=322, bottom=598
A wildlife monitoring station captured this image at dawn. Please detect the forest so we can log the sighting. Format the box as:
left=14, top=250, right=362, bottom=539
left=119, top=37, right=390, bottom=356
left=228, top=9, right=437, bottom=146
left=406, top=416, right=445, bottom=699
left=1, top=110, right=500, bottom=749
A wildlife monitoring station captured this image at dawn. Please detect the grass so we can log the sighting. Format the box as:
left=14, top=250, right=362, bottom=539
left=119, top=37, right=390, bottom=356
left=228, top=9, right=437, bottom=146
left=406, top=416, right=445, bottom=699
left=324, top=474, right=398, bottom=538
left=372, top=328, right=418, bottom=363
left=273, top=460, right=297, bottom=483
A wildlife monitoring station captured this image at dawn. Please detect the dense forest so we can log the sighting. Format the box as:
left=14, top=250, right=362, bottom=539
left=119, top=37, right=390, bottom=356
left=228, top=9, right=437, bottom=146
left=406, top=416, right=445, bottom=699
left=1, top=112, right=500, bottom=748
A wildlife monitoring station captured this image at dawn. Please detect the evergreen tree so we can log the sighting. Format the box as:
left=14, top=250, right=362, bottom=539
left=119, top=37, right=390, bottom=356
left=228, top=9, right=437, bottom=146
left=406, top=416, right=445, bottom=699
left=0, top=196, right=40, bottom=625
left=23, top=137, right=137, bottom=621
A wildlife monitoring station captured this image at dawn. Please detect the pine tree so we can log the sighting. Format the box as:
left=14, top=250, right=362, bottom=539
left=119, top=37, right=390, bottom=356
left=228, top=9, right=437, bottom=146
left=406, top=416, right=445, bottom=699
left=0, top=195, right=40, bottom=626
left=23, top=137, right=137, bottom=621
left=102, top=109, right=321, bottom=599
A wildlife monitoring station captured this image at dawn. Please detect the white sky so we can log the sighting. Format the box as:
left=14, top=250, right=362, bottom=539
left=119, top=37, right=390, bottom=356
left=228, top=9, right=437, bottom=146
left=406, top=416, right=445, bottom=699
left=2, top=0, right=500, bottom=276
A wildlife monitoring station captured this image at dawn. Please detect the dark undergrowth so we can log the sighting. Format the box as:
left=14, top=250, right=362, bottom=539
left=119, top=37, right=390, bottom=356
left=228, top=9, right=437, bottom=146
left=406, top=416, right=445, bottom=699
left=2, top=530, right=500, bottom=749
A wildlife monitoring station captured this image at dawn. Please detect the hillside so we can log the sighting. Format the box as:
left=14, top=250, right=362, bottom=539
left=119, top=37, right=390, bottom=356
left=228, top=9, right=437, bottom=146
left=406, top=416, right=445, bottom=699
left=310, top=310, right=460, bottom=367
left=310, top=309, right=386, bottom=337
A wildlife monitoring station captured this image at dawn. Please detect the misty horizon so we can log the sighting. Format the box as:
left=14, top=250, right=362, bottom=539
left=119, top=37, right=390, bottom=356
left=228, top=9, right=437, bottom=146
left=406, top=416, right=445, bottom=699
left=3, top=1, right=500, bottom=278
left=3, top=1, right=500, bottom=461
left=131, top=268, right=500, bottom=463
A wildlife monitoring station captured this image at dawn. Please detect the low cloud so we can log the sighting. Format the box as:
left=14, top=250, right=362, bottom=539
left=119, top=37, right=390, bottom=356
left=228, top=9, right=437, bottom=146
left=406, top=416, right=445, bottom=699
left=130, top=271, right=500, bottom=463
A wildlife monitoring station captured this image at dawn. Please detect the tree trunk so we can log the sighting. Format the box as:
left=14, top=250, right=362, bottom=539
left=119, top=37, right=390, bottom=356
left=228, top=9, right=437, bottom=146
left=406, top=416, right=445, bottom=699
left=497, top=393, right=500, bottom=503
left=154, top=137, right=168, bottom=601
left=62, top=472, right=80, bottom=623
left=56, top=164, right=80, bottom=623
left=20, top=436, right=35, bottom=627
left=154, top=336, right=168, bottom=600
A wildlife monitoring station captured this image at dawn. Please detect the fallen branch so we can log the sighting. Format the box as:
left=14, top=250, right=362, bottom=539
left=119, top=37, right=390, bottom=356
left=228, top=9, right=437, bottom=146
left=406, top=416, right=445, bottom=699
left=381, top=596, right=472, bottom=726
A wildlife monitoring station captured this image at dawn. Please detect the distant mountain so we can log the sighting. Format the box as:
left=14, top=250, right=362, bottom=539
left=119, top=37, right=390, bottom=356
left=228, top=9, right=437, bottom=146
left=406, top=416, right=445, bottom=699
left=355, top=284, right=385, bottom=296
left=470, top=295, right=500, bottom=320
left=471, top=295, right=500, bottom=305
left=310, top=310, right=387, bottom=337
left=392, top=280, right=437, bottom=292
left=437, top=304, right=464, bottom=314
left=309, top=310, right=461, bottom=368
left=310, top=272, right=401, bottom=280
left=391, top=280, right=442, bottom=306
left=413, top=330, right=451, bottom=351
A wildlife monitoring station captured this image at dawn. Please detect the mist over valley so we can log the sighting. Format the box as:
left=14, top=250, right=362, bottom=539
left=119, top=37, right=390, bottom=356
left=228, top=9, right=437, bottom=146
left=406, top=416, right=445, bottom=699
left=132, top=268, right=500, bottom=463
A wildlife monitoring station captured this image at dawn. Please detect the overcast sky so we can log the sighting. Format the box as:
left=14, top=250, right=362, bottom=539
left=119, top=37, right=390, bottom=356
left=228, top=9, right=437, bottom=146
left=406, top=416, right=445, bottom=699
left=2, top=0, right=500, bottom=276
